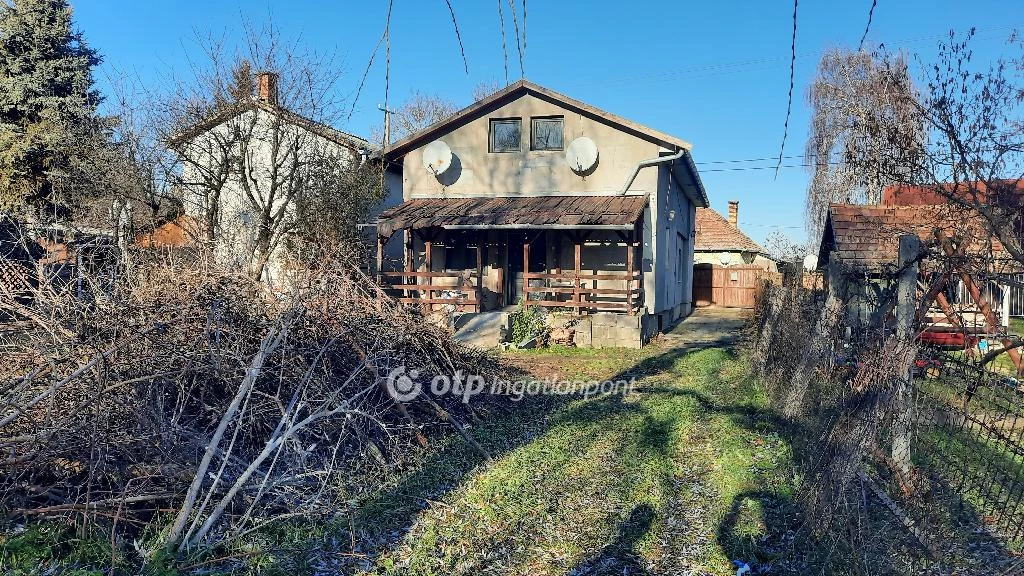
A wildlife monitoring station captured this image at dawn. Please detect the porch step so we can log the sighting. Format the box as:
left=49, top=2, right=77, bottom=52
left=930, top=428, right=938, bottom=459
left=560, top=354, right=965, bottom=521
left=453, top=311, right=507, bottom=349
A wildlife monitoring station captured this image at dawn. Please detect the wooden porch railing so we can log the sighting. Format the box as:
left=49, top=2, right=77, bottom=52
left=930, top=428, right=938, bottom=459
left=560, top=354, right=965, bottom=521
left=522, top=271, right=643, bottom=314
left=379, top=271, right=481, bottom=311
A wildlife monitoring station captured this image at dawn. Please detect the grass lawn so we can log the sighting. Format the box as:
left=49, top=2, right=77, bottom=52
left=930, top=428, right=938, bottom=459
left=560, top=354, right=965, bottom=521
left=1010, top=317, right=1024, bottom=337
left=12, top=339, right=1007, bottom=574
left=359, top=344, right=803, bottom=575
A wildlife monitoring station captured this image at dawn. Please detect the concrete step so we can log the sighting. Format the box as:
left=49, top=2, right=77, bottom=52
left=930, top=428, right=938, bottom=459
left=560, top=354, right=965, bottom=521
left=453, top=311, right=507, bottom=349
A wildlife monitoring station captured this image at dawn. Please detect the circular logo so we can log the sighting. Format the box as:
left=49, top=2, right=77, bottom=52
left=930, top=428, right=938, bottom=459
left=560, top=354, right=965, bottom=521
left=386, top=366, right=421, bottom=402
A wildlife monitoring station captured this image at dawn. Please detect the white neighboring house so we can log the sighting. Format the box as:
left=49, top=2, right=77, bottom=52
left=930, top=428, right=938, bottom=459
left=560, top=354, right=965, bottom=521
left=167, top=72, right=373, bottom=286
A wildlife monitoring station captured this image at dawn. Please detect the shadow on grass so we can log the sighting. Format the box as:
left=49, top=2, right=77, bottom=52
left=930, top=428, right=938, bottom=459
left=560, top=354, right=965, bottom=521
left=569, top=504, right=655, bottom=576
left=348, top=331, right=1021, bottom=574
left=347, top=339, right=725, bottom=568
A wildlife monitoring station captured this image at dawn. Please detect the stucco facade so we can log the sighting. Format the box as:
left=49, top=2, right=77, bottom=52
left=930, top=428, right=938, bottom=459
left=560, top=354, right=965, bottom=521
left=377, top=81, right=708, bottom=343
left=175, top=101, right=366, bottom=287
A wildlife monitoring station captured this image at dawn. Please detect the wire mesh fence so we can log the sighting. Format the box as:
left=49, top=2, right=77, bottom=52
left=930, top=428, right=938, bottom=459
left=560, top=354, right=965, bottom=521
left=912, top=349, right=1024, bottom=548
left=751, top=277, right=1024, bottom=571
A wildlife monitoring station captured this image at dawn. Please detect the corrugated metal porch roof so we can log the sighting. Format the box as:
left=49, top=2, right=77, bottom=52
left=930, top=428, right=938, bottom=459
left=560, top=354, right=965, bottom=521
left=376, top=195, right=647, bottom=238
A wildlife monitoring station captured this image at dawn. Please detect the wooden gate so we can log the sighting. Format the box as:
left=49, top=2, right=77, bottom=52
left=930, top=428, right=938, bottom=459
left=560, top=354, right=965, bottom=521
left=693, top=265, right=776, bottom=308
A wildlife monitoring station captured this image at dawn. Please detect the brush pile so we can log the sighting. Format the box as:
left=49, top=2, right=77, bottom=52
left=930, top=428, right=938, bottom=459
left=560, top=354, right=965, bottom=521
left=0, top=248, right=504, bottom=554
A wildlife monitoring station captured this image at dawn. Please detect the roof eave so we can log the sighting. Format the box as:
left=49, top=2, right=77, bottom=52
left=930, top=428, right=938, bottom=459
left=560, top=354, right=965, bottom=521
left=381, top=79, right=694, bottom=161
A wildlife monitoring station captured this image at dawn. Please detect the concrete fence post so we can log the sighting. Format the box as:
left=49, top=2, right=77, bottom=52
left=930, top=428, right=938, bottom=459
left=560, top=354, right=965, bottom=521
left=892, top=234, right=920, bottom=479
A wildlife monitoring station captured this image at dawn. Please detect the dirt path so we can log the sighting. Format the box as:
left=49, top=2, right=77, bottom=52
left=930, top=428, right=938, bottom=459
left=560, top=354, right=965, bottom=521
left=662, top=307, right=750, bottom=348
left=355, top=308, right=801, bottom=576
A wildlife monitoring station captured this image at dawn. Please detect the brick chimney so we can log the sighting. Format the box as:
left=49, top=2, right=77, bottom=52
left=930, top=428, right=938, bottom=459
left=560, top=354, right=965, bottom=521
left=727, top=200, right=739, bottom=228
left=256, top=71, right=279, bottom=106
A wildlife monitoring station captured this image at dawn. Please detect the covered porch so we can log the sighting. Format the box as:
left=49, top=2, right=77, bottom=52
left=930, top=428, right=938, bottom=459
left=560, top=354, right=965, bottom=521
left=374, top=196, right=647, bottom=316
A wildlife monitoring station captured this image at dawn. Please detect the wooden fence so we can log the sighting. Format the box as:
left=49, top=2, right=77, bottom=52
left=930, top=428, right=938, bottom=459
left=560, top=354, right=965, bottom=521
left=522, top=271, right=643, bottom=314
left=379, top=271, right=480, bottom=312
left=693, top=265, right=781, bottom=308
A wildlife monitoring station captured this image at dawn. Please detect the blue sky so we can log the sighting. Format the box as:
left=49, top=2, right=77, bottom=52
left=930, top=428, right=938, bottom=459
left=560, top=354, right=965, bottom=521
left=71, top=1, right=1022, bottom=247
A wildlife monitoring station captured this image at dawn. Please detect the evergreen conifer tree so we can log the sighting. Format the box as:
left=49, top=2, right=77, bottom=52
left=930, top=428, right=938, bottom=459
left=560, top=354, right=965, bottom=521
left=0, top=0, right=101, bottom=216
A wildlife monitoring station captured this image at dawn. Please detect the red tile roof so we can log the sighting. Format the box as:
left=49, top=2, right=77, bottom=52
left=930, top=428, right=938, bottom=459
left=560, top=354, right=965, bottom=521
left=136, top=216, right=201, bottom=249
left=376, top=195, right=647, bottom=237
left=820, top=203, right=1008, bottom=271
left=694, top=207, right=766, bottom=254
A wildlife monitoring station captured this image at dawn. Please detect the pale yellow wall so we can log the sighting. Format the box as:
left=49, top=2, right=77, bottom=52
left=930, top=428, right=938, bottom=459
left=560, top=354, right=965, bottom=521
left=401, top=93, right=664, bottom=198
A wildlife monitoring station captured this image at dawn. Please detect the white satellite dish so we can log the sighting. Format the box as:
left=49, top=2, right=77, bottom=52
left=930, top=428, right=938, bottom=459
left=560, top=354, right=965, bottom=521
left=803, top=254, right=818, bottom=271
left=422, top=140, right=453, bottom=176
left=565, top=136, right=598, bottom=173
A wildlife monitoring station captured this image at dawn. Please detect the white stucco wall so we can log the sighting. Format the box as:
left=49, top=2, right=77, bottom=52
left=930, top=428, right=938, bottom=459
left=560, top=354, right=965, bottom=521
left=178, top=107, right=361, bottom=285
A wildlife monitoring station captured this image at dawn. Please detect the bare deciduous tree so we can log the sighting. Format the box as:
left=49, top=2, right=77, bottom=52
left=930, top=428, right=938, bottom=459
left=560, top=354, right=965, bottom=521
left=804, top=49, right=923, bottom=240
left=472, top=79, right=503, bottom=102
left=153, top=26, right=381, bottom=283
left=373, top=90, right=458, bottom=145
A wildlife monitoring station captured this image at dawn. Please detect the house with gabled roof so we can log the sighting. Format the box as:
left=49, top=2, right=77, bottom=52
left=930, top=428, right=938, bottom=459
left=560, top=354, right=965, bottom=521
left=693, top=201, right=776, bottom=271
left=375, top=80, right=708, bottom=347
left=165, top=71, right=383, bottom=285
left=817, top=187, right=1023, bottom=331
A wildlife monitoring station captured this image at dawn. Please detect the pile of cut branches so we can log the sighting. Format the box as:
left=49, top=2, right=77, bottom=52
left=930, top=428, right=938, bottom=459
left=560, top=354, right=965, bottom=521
left=0, top=247, right=504, bottom=557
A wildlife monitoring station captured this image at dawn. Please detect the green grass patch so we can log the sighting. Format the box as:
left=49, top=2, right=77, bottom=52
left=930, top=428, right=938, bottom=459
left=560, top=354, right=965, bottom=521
left=361, top=345, right=800, bottom=575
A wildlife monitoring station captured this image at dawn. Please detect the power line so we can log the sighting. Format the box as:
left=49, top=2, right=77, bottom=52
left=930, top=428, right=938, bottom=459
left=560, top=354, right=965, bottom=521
left=775, top=0, right=799, bottom=179
left=558, top=24, right=1019, bottom=90
left=697, top=154, right=806, bottom=165
left=858, top=0, right=879, bottom=51
left=700, top=161, right=840, bottom=173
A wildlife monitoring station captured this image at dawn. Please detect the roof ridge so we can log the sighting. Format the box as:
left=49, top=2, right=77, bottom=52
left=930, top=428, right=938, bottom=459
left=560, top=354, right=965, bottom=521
left=381, top=80, right=692, bottom=159
left=694, top=207, right=767, bottom=255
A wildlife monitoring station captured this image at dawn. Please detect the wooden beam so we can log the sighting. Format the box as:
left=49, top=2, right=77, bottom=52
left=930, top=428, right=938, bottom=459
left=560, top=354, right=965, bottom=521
left=404, top=229, right=413, bottom=299
left=376, top=235, right=385, bottom=283
left=553, top=231, right=562, bottom=275
left=523, top=237, right=530, bottom=309
left=574, top=239, right=582, bottom=315
left=524, top=285, right=641, bottom=296
left=425, top=238, right=433, bottom=310
left=476, top=239, right=483, bottom=313
left=381, top=271, right=479, bottom=278
left=626, top=231, right=635, bottom=315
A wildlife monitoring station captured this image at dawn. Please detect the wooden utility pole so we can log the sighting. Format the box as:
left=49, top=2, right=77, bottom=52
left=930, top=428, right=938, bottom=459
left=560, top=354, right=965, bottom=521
left=378, top=104, right=397, bottom=145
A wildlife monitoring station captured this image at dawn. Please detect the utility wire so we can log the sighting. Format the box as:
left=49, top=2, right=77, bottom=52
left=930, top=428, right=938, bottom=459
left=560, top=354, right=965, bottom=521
left=698, top=154, right=808, bottom=165
left=443, top=0, right=469, bottom=74
left=858, top=0, right=879, bottom=51
left=560, top=24, right=1019, bottom=89
left=775, top=0, right=798, bottom=179
left=702, top=161, right=839, bottom=173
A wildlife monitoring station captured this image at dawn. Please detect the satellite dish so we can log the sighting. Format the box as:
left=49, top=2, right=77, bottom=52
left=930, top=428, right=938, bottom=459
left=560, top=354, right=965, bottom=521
left=422, top=140, right=453, bottom=176
left=803, top=254, right=818, bottom=271
left=719, top=252, right=732, bottom=265
left=565, top=136, right=598, bottom=173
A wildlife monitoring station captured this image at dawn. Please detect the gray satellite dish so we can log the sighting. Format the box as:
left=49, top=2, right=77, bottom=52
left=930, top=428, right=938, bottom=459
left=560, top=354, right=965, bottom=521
left=803, top=254, right=818, bottom=271
left=565, top=136, right=598, bottom=173
left=422, top=140, right=453, bottom=176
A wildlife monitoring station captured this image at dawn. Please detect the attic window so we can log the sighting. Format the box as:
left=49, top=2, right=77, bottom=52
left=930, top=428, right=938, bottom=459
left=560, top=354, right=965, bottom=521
left=489, top=118, right=521, bottom=153
left=531, top=116, right=563, bottom=151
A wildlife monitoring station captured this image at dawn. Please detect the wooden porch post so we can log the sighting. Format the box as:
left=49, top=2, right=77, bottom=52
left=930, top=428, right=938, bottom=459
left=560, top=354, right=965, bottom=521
left=404, top=229, right=413, bottom=299
left=376, top=235, right=385, bottom=283
left=574, top=234, right=582, bottom=316
left=425, top=236, right=433, bottom=303
left=626, top=231, right=635, bottom=315
left=476, top=237, right=483, bottom=313
left=553, top=232, right=562, bottom=275
left=523, top=236, right=530, bottom=309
